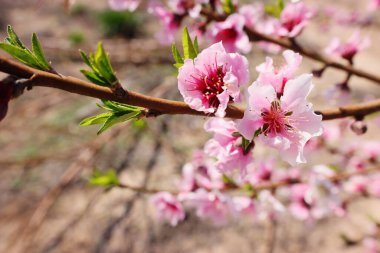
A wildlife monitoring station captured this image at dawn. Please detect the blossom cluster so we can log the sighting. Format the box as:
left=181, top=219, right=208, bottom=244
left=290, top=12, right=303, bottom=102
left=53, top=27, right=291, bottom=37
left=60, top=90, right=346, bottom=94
left=105, top=0, right=380, bottom=250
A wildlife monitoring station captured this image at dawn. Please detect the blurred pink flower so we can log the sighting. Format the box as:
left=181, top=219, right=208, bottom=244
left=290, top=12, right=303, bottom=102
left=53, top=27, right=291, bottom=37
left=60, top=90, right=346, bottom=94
left=363, top=237, right=380, bottom=253
left=238, top=74, right=323, bottom=165
left=177, top=151, right=224, bottom=192
left=239, top=3, right=265, bottom=29
left=344, top=176, right=368, bottom=194
left=278, top=2, right=313, bottom=38
left=369, top=0, right=380, bottom=10
left=289, top=183, right=313, bottom=220
left=231, top=196, right=256, bottom=216
left=148, top=0, right=181, bottom=45
left=325, top=31, right=370, bottom=62
left=207, top=14, right=251, bottom=53
left=168, top=0, right=208, bottom=18
left=256, top=50, right=302, bottom=95
left=368, top=175, right=380, bottom=198
left=204, top=118, right=253, bottom=177
left=181, top=190, right=231, bottom=224
left=151, top=192, right=185, bottom=226
left=108, top=0, right=140, bottom=11
left=178, top=42, right=249, bottom=117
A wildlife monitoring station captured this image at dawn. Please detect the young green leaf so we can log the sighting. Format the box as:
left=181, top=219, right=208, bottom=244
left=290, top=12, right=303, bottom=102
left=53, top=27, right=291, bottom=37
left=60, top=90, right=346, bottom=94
left=80, top=43, right=119, bottom=87
left=0, top=43, right=40, bottom=68
left=31, top=33, right=51, bottom=70
left=79, top=112, right=113, bottom=126
left=182, top=27, right=197, bottom=60
left=223, top=0, right=235, bottom=14
left=172, top=44, right=184, bottom=64
left=97, top=111, right=140, bottom=134
left=0, top=25, right=52, bottom=71
left=89, top=169, right=119, bottom=187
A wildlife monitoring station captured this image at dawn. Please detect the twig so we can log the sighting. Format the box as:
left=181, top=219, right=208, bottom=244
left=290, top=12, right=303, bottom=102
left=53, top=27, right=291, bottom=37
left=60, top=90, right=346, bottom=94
left=1, top=56, right=380, bottom=121
left=263, top=219, right=277, bottom=253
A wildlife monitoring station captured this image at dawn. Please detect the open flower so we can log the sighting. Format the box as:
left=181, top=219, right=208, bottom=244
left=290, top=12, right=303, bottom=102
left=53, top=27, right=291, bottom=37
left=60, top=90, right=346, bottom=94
left=278, top=2, right=313, bottom=38
left=108, top=0, right=140, bottom=11
left=150, top=192, right=185, bottom=226
left=256, top=50, right=302, bottom=95
left=238, top=74, right=322, bottom=165
left=325, top=31, right=370, bottom=63
left=207, top=14, right=251, bottom=53
left=204, top=118, right=253, bottom=177
left=178, top=42, right=249, bottom=117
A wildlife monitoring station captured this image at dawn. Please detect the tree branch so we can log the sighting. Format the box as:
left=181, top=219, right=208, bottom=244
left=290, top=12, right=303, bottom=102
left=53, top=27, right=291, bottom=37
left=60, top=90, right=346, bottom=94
left=1, top=56, right=380, bottom=120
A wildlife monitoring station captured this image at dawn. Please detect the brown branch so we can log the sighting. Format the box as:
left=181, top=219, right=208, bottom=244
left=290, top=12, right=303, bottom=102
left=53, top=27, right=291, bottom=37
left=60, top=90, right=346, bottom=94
left=115, top=165, right=380, bottom=195
left=0, top=56, right=380, bottom=121
left=201, top=9, right=380, bottom=85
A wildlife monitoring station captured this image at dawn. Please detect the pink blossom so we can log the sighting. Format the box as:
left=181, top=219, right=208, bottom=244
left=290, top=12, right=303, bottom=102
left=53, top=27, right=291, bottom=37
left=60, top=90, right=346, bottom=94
left=108, top=0, right=140, bottom=11
left=368, top=175, right=380, bottom=198
left=278, top=2, right=313, bottom=38
left=360, top=141, right=380, bottom=162
left=231, top=196, right=256, bottom=216
left=178, top=42, right=249, bottom=117
left=245, top=159, right=274, bottom=185
left=239, top=3, right=265, bottom=29
left=148, top=1, right=181, bottom=45
left=369, top=0, right=380, bottom=10
left=344, top=176, right=368, bottom=194
left=204, top=118, right=253, bottom=177
left=256, top=50, right=302, bottom=95
left=257, top=190, right=285, bottom=220
left=181, top=190, right=231, bottom=224
left=363, top=237, right=380, bottom=253
left=238, top=74, right=323, bottom=165
left=325, top=31, right=371, bottom=62
left=168, top=0, right=207, bottom=18
left=207, top=14, right=251, bottom=53
left=150, top=192, right=185, bottom=226
left=289, top=183, right=313, bottom=220
left=177, top=151, right=224, bottom=192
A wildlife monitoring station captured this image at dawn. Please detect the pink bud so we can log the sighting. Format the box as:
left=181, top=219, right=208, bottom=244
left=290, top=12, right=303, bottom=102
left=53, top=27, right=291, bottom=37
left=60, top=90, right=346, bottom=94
left=350, top=120, right=367, bottom=135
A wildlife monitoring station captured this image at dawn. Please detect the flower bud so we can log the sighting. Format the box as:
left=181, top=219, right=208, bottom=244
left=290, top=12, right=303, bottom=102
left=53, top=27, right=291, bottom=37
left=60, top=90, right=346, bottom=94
left=350, top=120, right=367, bottom=135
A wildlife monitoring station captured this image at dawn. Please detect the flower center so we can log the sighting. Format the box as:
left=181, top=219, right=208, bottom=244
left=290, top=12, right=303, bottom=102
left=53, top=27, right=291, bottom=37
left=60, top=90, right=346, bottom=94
left=201, top=65, right=226, bottom=109
left=261, top=100, right=292, bottom=136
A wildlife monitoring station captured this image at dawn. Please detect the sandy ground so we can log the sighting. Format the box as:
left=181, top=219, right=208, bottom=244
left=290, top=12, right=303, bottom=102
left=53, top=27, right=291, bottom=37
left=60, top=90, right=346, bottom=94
left=0, top=0, right=380, bottom=252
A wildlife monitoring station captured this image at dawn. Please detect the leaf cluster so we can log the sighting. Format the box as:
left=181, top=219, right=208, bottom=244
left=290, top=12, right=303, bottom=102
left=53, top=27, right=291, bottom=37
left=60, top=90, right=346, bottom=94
left=0, top=25, right=52, bottom=71
left=265, top=0, right=285, bottom=18
left=80, top=100, right=143, bottom=134
left=171, top=27, right=199, bottom=69
left=80, top=42, right=119, bottom=87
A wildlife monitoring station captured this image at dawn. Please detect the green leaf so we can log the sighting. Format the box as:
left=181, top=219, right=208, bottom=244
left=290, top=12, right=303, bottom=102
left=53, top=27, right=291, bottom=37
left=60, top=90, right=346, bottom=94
left=89, top=169, right=119, bottom=187
left=6, top=25, right=26, bottom=49
left=97, top=111, right=140, bottom=134
left=0, top=43, right=40, bottom=68
left=193, top=36, right=199, bottom=55
left=171, top=44, right=184, bottom=65
left=0, top=26, right=52, bottom=71
left=241, top=137, right=254, bottom=155
left=79, top=43, right=119, bottom=87
left=31, top=33, right=51, bottom=71
left=222, top=0, right=235, bottom=14
left=277, top=0, right=285, bottom=11
left=79, top=112, right=113, bottom=126
left=182, top=27, right=197, bottom=60
left=265, top=0, right=285, bottom=18
left=80, top=69, right=109, bottom=86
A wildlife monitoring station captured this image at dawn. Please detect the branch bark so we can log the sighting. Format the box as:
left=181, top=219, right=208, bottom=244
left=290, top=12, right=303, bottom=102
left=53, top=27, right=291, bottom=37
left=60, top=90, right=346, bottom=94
left=0, top=57, right=377, bottom=119
left=1, top=56, right=380, bottom=121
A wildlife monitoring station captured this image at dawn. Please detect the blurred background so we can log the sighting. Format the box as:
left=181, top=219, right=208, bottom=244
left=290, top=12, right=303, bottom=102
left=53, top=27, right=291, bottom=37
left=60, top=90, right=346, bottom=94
left=0, top=0, right=380, bottom=252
